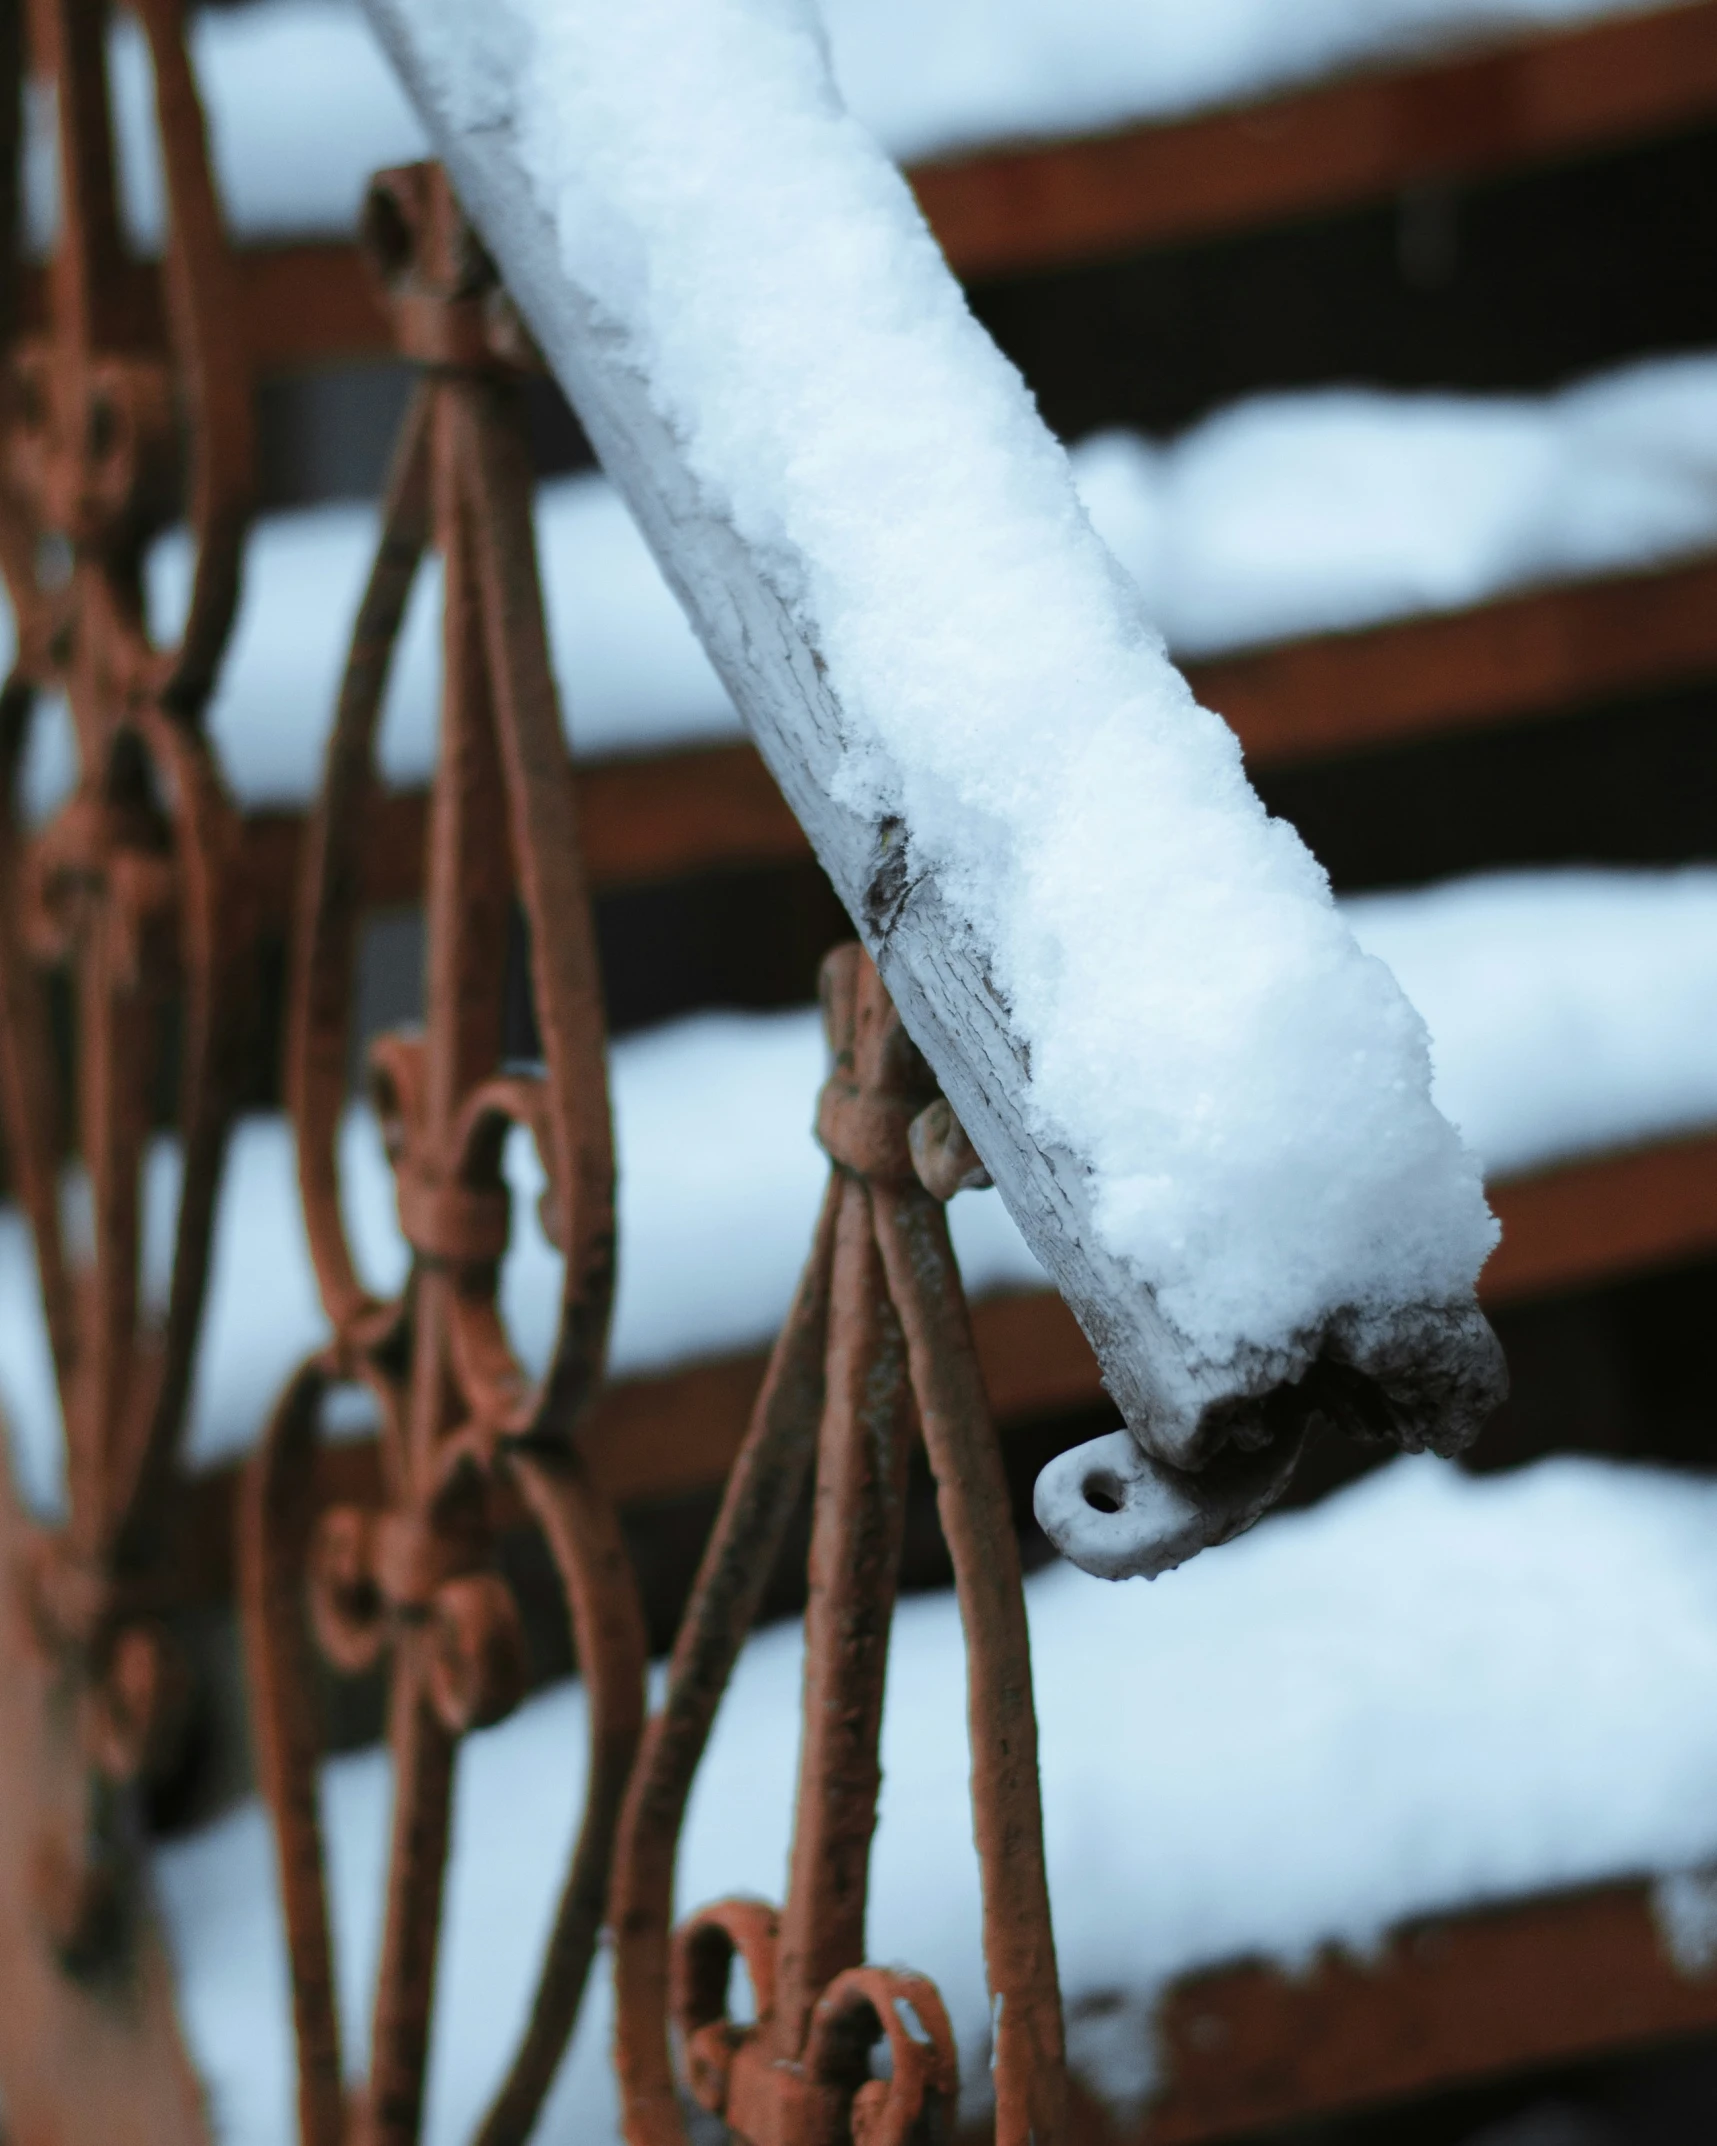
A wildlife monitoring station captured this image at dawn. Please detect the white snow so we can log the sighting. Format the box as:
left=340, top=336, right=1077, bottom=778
left=0, top=863, right=1712, bottom=1517
left=37, top=0, right=1665, bottom=249
left=152, top=1452, right=1717, bottom=2139
left=370, top=0, right=1510, bottom=1445
left=1346, top=870, right=1717, bottom=1182
left=821, top=0, right=1671, bottom=167
left=1070, top=353, right=1717, bottom=659
left=9, top=349, right=1716, bottom=818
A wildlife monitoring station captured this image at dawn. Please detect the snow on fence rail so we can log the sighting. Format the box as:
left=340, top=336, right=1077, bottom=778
left=361, top=0, right=1507, bottom=1576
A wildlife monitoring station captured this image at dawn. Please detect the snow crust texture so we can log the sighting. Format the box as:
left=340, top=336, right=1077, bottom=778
left=153, top=1455, right=1717, bottom=2139
left=366, top=0, right=1505, bottom=1482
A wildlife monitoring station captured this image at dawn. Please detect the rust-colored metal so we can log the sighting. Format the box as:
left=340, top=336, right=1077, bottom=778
left=241, top=162, right=645, bottom=2146
left=0, top=0, right=250, bottom=2129
left=610, top=944, right=1067, bottom=2146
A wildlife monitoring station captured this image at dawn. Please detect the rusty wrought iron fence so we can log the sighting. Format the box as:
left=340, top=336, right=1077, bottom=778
left=0, top=10, right=1070, bottom=2142
left=13, top=5, right=1717, bottom=2144
left=0, top=5, right=249, bottom=2127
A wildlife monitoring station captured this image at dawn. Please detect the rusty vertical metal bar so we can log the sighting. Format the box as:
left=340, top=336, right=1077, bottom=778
left=26, top=0, right=128, bottom=355
left=624, top=943, right=1064, bottom=2146
left=242, top=1364, right=348, bottom=2146
left=611, top=1185, right=838, bottom=2146
left=873, top=1180, right=1067, bottom=2146
left=245, top=160, right=647, bottom=2146
left=352, top=299, right=513, bottom=2146
left=363, top=1670, right=461, bottom=2146
left=771, top=1177, right=913, bottom=2058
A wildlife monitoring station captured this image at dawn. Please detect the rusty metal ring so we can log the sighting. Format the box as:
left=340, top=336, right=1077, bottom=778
left=804, top=1966, right=959, bottom=2146
left=669, top=1897, right=782, bottom=2116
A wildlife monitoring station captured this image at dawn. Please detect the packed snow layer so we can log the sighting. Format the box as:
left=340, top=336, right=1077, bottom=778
left=47, top=0, right=1665, bottom=248
left=1346, top=870, right=1717, bottom=1182
left=0, top=865, right=1712, bottom=1516
left=372, top=0, right=1503, bottom=1469
left=9, top=349, right=1716, bottom=816
left=152, top=1454, right=1717, bottom=2140
left=1070, top=353, right=1717, bottom=660
left=821, top=0, right=1672, bottom=166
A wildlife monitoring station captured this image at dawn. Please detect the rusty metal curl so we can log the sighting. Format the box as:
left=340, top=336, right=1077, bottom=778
left=609, top=943, right=1067, bottom=2146
left=241, top=163, right=646, bottom=2146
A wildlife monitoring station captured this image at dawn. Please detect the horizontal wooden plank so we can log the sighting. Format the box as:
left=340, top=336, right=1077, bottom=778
left=237, top=242, right=390, bottom=371
left=1189, top=550, right=1717, bottom=771
left=568, top=1130, right=1717, bottom=1510
left=242, top=740, right=807, bottom=927
left=165, top=1125, right=1717, bottom=1608
left=1130, top=1876, right=1717, bottom=2143
left=237, top=548, right=1717, bottom=919
left=167, top=1284, right=1102, bottom=1606
left=147, top=4, right=1717, bottom=374
left=19, top=242, right=390, bottom=372
left=915, top=0, right=1717, bottom=278
left=1484, top=1127, right=1717, bottom=1305
left=583, top=1129, right=1717, bottom=1493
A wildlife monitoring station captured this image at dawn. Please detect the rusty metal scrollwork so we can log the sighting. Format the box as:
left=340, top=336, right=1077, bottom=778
left=240, top=164, right=646, bottom=2146
left=610, top=944, right=1068, bottom=2146
left=0, top=0, right=247, bottom=2118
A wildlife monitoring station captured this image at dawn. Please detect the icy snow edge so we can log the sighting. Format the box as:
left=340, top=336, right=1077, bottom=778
left=360, top=0, right=1505, bottom=1560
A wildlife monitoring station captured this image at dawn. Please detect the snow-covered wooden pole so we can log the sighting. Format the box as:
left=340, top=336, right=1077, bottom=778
left=360, top=0, right=1505, bottom=1579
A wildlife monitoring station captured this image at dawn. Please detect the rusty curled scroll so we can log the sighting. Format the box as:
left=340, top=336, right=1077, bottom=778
left=610, top=945, right=1067, bottom=2146
left=0, top=0, right=249, bottom=2133
left=241, top=165, right=645, bottom=2146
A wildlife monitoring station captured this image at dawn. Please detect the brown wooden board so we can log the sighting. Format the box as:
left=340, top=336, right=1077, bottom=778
left=144, top=1, right=1717, bottom=381
left=1193, top=550, right=1717, bottom=771
left=242, top=738, right=806, bottom=927
left=913, top=0, right=1717, bottom=278
left=1483, top=1127, right=1717, bottom=1305
left=167, top=1124, right=1717, bottom=1609
left=238, top=548, right=1717, bottom=918
left=1133, top=1877, right=1717, bottom=2143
